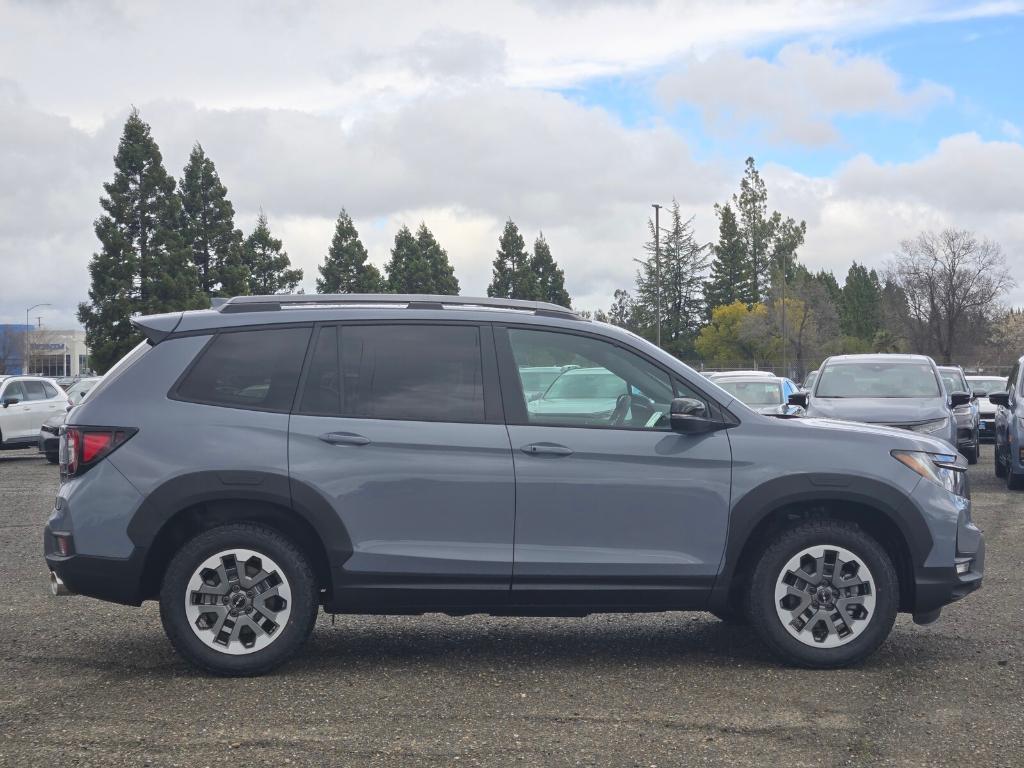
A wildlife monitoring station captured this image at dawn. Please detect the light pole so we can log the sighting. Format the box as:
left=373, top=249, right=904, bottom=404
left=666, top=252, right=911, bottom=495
left=24, top=303, right=50, bottom=374
left=652, top=203, right=662, bottom=348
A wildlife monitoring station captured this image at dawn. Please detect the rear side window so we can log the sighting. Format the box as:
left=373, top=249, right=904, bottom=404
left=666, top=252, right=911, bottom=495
left=298, top=324, right=485, bottom=423
left=42, top=382, right=60, bottom=399
left=22, top=380, right=47, bottom=400
left=177, top=327, right=312, bottom=412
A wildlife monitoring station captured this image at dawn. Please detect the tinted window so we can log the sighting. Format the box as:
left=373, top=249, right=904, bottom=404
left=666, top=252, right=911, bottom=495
left=2, top=381, right=24, bottom=401
left=339, top=325, right=484, bottom=423
left=816, top=361, right=940, bottom=398
left=299, top=326, right=341, bottom=415
left=507, top=328, right=677, bottom=429
left=42, top=382, right=60, bottom=399
left=22, top=380, right=47, bottom=401
left=177, top=328, right=312, bottom=411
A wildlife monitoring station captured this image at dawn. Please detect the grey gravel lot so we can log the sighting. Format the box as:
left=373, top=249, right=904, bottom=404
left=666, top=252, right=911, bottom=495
left=0, top=448, right=1021, bottom=768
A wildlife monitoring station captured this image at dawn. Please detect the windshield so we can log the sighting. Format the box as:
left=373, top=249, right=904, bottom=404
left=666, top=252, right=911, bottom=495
left=716, top=380, right=782, bottom=406
left=803, top=371, right=818, bottom=389
left=544, top=369, right=626, bottom=399
left=940, top=371, right=968, bottom=394
left=968, top=378, right=1006, bottom=392
left=519, top=370, right=562, bottom=393
left=816, top=361, right=941, bottom=398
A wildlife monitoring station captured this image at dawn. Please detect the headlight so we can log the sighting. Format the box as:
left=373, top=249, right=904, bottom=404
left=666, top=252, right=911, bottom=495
left=908, top=417, right=949, bottom=435
left=892, top=450, right=968, bottom=498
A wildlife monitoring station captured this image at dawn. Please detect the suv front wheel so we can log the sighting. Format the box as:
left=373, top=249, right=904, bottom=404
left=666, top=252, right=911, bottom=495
left=160, top=523, right=319, bottom=676
left=748, top=520, right=898, bottom=669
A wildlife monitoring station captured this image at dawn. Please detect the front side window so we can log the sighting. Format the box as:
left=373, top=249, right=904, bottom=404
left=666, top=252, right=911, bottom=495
left=1, top=381, right=24, bottom=402
left=176, top=327, right=312, bottom=412
left=816, top=362, right=941, bottom=399
left=507, top=328, right=679, bottom=429
left=298, top=324, right=485, bottom=423
left=940, top=371, right=967, bottom=395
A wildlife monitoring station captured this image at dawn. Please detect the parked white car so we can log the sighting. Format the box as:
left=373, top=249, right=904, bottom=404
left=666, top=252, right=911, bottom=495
left=966, top=375, right=1007, bottom=442
left=0, top=376, right=70, bottom=451
left=65, top=376, right=102, bottom=405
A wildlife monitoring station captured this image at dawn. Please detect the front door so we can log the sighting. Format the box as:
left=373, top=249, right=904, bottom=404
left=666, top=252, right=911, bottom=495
left=0, top=380, right=33, bottom=440
left=288, top=322, right=515, bottom=599
left=497, top=326, right=733, bottom=604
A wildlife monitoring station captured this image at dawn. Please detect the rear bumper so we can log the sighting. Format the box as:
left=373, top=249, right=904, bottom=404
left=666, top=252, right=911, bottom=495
left=43, top=524, right=145, bottom=606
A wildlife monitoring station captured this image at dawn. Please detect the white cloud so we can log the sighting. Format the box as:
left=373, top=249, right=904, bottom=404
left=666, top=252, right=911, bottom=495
left=658, top=44, right=953, bottom=145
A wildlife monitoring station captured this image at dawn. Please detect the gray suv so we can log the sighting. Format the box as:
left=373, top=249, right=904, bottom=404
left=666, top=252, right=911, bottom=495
left=45, top=295, right=984, bottom=675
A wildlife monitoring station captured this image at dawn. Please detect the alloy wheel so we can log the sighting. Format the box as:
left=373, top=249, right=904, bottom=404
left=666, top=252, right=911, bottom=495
left=184, top=548, right=292, bottom=655
left=774, top=544, right=876, bottom=649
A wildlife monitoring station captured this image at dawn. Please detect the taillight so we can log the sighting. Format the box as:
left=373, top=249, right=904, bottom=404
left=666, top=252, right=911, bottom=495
left=60, top=426, right=136, bottom=478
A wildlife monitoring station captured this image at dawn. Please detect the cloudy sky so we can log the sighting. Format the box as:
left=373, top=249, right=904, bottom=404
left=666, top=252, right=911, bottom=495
left=1, top=0, right=1023, bottom=328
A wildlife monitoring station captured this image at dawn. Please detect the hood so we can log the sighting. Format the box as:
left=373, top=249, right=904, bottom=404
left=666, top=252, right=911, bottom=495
left=805, top=396, right=948, bottom=425
left=786, top=416, right=955, bottom=454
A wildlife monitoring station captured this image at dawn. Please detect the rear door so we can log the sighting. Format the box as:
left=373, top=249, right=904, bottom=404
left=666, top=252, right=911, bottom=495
left=497, top=326, right=733, bottom=603
left=288, top=322, right=516, bottom=597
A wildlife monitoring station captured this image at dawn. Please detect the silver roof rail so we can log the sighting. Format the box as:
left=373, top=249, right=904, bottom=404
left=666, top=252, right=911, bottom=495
left=217, top=294, right=580, bottom=319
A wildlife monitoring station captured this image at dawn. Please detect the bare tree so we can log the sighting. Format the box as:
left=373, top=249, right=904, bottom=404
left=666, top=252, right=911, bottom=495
left=886, top=229, right=1014, bottom=364
left=0, top=327, right=25, bottom=374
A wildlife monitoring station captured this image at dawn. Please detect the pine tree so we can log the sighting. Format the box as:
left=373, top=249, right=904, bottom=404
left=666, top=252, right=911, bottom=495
left=529, top=233, right=571, bottom=306
left=415, top=223, right=460, bottom=295
left=488, top=219, right=536, bottom=299
left=634, top=200, right=709, bottom=356
left=78, top=109, right=204, bottom=373
left=384, top=225, right=422, bottom=293
left=179, top=143, right=247, bottom=297
left=705, top=202, right=749, bottom=311
left=316, top=209, right=382, bottom=293
left=840, top=262, right=883, bottom=341
left=242, top=211, right=303, bottom=294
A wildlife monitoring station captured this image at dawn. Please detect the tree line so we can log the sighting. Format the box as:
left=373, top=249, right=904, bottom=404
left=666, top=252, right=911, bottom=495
left=594, top=158, right=1015, bottom=373
left=79, top=110, right=574, bottom=371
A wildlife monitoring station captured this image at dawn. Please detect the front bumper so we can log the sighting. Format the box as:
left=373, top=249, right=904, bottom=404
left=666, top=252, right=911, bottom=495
left=979, top=414, right=996, bottom=440
left=913, top=535, right=985, bottom=614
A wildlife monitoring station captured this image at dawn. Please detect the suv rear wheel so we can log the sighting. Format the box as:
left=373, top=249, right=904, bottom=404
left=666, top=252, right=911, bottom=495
left=160, top=523, right=319, bottom=676
left=748, top=519, right=898, bottom=668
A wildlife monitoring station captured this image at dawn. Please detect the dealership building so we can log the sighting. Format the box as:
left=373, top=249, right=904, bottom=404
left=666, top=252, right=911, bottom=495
left=0, top=325, right=92, bottom=377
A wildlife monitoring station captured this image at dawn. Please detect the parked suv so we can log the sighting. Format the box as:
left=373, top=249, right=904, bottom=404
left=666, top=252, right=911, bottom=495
left=791, top=354, right=963, bottom=451
left=991, top=357, right=1024, bottom=489
left=45, top=295, right=984, bottom=675
left=1, top=375, right=69, bottom=451
left=938, top=366, right=980, bottom=464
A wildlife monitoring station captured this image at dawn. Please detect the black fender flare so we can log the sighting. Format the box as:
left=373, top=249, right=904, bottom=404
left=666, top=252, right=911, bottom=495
left=127, top=469, right=353, bottom=573
left=708, top=473, right=931, bottom=611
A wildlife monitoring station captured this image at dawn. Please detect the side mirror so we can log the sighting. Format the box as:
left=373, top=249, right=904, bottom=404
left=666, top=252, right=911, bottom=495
left=950, top=392, right=972, bottom=407
left=788, top=392, right=808, bottom=408
left=670, top=397, right=727, bottom=434
left=988, top=391, right=1010, bottom=407
left=971, top=389, right=987, bottom=399
left=2, top=397, right=19, bottom=408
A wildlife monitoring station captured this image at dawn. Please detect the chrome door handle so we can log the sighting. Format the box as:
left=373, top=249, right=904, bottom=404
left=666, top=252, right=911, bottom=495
left=520, top=443, right=573, bottom=457
left=319, top=432, right=371, bottom=446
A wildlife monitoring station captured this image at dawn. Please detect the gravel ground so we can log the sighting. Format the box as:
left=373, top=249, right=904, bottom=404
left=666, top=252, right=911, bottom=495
left=0, top=446, right=1021, bottom=768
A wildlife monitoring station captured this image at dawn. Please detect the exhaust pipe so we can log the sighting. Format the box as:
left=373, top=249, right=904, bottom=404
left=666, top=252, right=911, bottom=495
left=49, top=571, right=74, bottom=597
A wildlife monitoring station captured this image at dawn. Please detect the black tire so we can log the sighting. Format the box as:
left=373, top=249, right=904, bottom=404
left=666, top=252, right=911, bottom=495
left=748, top=519, right=898, bottom=669
left=709, top=607, right=749, bottom=626
left=1007, top=462, right=1024, bottom=490
left=995, top=445, right=1008, bottom=478
left=964, top=443, right=978, bottom=465
left=160, top=523, right=319, bottom=676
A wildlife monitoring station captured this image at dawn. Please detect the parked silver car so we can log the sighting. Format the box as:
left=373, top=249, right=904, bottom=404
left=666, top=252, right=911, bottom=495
left=713, top=374, right=805, bottom=417
left=791, top=354, right=964, bottom=451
